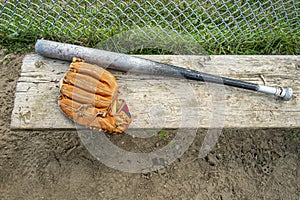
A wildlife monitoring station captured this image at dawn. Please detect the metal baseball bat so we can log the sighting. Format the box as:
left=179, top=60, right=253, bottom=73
left=35, top=39, right=293, bottom=101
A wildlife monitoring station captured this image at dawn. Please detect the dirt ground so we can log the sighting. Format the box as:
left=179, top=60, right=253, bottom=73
left=0, top=50, right=299, bottom=200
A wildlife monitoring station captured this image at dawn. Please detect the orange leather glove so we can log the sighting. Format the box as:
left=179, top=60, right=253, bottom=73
left=58, top=57, right=131, bottom=134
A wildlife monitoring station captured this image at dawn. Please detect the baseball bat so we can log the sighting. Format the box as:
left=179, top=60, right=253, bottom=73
left=35, top=39, right=293, bottom=101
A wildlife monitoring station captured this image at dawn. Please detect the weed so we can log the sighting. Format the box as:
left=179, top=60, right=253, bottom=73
left=159, top=130, right=167, bottom=139
left=289, top=130, right=300, bottom=143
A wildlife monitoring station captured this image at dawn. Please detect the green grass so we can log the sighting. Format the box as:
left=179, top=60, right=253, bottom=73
left=0, top=0, right=299, bottom=54
left=289, top=129, right=300, bottom=143
left=159, top=130, right=167, bottom=139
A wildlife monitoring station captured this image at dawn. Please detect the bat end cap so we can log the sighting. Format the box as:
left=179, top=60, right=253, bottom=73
left=282, top=87, right=293, bottom=101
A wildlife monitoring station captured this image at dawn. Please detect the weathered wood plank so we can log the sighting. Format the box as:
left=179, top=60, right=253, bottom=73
left=11, top=54, right=300, bottom=130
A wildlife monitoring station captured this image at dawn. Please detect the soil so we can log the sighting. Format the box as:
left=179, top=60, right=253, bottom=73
left=0, top=50, right=299, bottom=200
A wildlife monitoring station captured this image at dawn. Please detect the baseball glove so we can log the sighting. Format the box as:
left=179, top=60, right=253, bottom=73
left=58, top=57, right=131, bottom=134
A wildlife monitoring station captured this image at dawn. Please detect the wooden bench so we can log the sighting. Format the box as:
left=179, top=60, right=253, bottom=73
left=11, top=54, right=300, bottom=130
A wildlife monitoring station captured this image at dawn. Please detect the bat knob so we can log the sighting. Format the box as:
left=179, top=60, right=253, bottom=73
left=281, top=87, right=293, bottom=101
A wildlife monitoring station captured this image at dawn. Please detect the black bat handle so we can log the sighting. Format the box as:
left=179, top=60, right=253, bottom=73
left=162, top=62, right=259, bottom=91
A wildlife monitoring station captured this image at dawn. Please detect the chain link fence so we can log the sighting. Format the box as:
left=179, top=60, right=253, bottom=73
left=0, top=0, right=299, bottom=54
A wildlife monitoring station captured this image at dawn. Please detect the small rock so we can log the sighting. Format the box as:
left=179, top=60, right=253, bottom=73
left=158, top=167, right=167, bottom=175
left=141, top=173, right=152, bottom=179
left=207, top=154, right=217, bottom=166
left=216, top=154, right=223, bottom=160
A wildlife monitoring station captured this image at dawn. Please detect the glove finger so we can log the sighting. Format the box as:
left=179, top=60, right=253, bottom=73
left=70, top=61, right=117, bottom=87
left=64, top=71, right=115, bottom=97
left=60, top=84, right=111, bottom=109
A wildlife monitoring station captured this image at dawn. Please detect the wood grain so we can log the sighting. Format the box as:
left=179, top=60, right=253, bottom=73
left=11, top=54, right=300, bottom=130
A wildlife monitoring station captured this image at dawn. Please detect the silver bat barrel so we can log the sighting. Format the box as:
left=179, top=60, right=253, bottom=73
left=35, top=39, right=293, bottom=101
